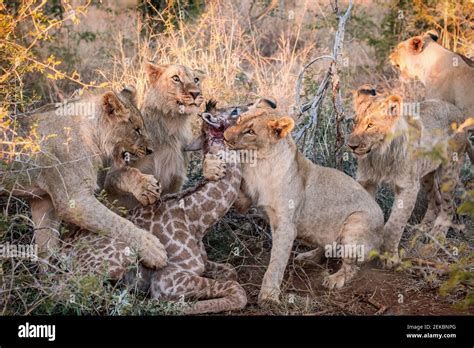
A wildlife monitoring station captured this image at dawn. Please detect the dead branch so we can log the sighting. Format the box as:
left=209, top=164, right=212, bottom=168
left=293, top=0, right=353, bottom=165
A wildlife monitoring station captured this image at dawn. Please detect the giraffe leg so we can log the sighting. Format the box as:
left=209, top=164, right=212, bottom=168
left=203, top=260, right=238, bottom=281
left=63, top=230, right=137, bottom=281
left=196, top=240, right=238, bottom=281
left=150, top=270, right=247, bottom=314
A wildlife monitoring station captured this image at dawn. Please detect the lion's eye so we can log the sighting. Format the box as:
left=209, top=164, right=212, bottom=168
left=194, top=77, right=199, bottom=83
left=172, top=75, right=181, bottom=83
left=244, top=129, right=255, bottom=135
left=366, top=123, right=374, bottom=129
left=135, top=128, right=141, bottom=135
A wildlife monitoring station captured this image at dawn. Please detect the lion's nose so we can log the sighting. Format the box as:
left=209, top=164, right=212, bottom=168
left=190, top=91, right=201, bottom=100
left=348, top=144, right=359, bottom=151
left=223, top=130, right=233, bottom=142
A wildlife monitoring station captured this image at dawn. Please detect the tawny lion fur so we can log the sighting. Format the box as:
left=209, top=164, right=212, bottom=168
left=224, top=103, right=384, bottom=305
left=349, top=87, right=470, bottom=264
left=0, top=87, right=167, bottom=268
left=105, top=64, right=206, bottom=210
left=390, top=30, right=474, bottom=118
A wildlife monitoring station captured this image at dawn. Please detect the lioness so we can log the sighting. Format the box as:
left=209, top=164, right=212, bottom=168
left=390, top=30, right=474, bottom=118
left=0, top=87, right=166, bottom=268
left=223, top=103, right=384, bottom=304
left=348, top=86, right=469, bottom=264
left=105, top=63, right=225, bottom=210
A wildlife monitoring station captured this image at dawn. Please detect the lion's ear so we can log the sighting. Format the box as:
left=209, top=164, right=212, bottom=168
left=145, top=62, right=167, bottom=84
left=120, top=85, right=137, bottom=105
left=267, top=116, right=294, bottom=139
left=254, top=98, right=277, bottom=109
left=409, top=37, right=424, bottom=53
left=101, top=91, right=127, bottom=122
left=424, top=30, right=439, bottom=42
left=355, top=85, right=377, bottom=97
left=385, top=95, right=402, bottom=118
left=352, top=85, right=377, bottom=119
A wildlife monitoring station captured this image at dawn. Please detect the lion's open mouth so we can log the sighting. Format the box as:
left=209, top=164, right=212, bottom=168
left=354, top=147, right=371, bottom=156
left=122, top=148, right=146, bottom=161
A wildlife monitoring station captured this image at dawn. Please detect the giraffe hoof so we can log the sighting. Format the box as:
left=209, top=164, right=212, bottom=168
left=223, top=265, right=239, bottom=281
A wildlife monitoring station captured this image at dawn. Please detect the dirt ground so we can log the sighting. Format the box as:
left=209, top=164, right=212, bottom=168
left=233, top=259, right=472, bottom=316
left=205, top=213, right=473, bottom=316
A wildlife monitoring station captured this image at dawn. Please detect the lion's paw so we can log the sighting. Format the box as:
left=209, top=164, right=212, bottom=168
left=322, top=272, right=347, bottom=290
left=132, top=173, right=161, bottom=206
left=136, top=231, right=167, bottom=269
left=258, top=288, right=281, bottom=307
left=381, top=251, right=401, bottom=270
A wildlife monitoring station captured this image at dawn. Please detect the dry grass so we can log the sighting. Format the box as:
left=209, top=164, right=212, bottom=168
left=0, top=0, right=472, bottom=315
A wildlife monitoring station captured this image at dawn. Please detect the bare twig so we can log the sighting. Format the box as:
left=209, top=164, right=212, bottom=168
left=423, top=233, right=458, bottom=262
left=293, top=0, right=353, bottom=157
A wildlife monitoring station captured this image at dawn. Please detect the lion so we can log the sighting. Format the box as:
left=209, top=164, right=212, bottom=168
left=0, top=86, right=167, bottom=268
left=390, top=30, right=474, bottom=118
left=223, top=102, right=384, bottom=304
left=104, top=63, right=227, bottom=210
left=348, top=86, right=470, bottom=265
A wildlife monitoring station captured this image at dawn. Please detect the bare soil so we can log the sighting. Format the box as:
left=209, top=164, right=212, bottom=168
left=232, top=258, right=472, bottom=316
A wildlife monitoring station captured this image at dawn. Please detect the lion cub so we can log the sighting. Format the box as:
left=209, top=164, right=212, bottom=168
left=348, top=86, right=470, bottom=264
left=224, top=102, right=384, bottom=304
left=390, top=30, right=474, bottom=117
left=0, top=87, right=166, bottom=268
left=105, top=63, right=206, bottom=210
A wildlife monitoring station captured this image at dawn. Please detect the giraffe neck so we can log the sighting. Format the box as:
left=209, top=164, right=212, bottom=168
left=186, top=135, right=242, bottom=239
left=193, top=154, right=242, bottom=239
left=128, top=136, right=243, bottom=242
